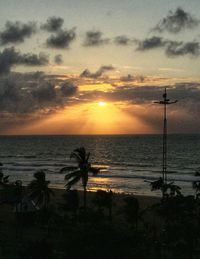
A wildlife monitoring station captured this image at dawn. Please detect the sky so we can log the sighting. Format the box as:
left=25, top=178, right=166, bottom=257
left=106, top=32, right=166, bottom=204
left=0, top=0, right=200, bottom=134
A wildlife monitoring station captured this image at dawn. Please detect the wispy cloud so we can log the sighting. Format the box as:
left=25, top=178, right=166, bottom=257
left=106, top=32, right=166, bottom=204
left=135, top=36, right=165, bottom=51
left=135, top=37, right=200, bottom=57
left=114, top=35, right=132, bottom=46
left=54, top=54, right=63, bottom=64
left=41, top=16, right=64, bottom=32
left=80, top=65, right=114, bottom=78
left=152, top=8, right=199, bottom=33
left=120, top=74, right=144, bottom=82
left=83, top=30, right=110, bottom=47
left=165, top=41, right=200, bottom=57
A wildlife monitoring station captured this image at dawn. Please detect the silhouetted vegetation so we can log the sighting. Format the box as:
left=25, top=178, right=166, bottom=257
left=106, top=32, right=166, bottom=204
left=1, top=150, right=200, bottom=259
left=27, top=170, right=54, bottom=209
left=60, top=147, right=100, bottom=211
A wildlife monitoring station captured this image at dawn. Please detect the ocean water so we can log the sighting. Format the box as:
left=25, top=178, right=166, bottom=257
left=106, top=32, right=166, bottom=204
left=0, top=135, right=199, bottom=196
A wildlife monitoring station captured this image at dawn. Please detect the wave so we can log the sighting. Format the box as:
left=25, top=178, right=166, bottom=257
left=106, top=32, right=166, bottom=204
left=94, top=173, right=200, bottom=183
left=0, top=155, right=37, bottom=159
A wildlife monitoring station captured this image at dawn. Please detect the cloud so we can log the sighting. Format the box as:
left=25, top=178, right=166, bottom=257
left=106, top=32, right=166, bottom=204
left=135, top=37, right=200, bottom=57
left=31, top=82, right=56, bottom=103
left=120, top=74, right=145, bottom=82
left=41, top=16, right=64, bottom=32
left=0, top=72, right=78, bottom=114
left=77, top=82, right=200, bottom=107
left=114, top=35, right=132, bottom=45
left=0, top=21, right=36, bottom=45
left=60, top=81, right=78, bottom=96
left=135, top=36, right=165, bottom=51
left=1, top=73, right=200, bottom=133
left=54, top=54, right=63, bottom=64
left=83, top=30, right=110, bottom=47
left=18, top=52, right=49, bottom=66
left=153, top=8, right=199, bottom=33
left=74, top=83, right=200, bottom=132
left=0, top=47, right=49, bottom=74
left=80, top=65, right=114, bottom=78
left=46, top=28, right=76, bottom=49
left=165, top=41, right=200, bottom=57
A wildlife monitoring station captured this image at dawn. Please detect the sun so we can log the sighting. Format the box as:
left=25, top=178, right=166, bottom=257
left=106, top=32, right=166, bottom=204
left=98, top=101, right=106, bottom=107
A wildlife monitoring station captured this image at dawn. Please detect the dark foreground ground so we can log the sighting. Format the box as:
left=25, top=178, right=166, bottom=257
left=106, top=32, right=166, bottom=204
left=0, top=189, right=200, bottom=259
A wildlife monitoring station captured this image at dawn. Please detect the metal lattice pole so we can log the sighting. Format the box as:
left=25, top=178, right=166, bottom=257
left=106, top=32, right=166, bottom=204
left=155, top=88, right=177, bottom=185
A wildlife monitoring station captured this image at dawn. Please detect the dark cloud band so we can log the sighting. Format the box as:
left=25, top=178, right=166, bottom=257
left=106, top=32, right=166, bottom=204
left=0, top=73, right=77, bottom=114
left=0, top=47, right=49, bottom=74
left=135, top=37, right=200, bottom=57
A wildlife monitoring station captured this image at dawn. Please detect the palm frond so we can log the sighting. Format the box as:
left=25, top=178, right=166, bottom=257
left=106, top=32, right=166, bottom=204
left=59, top=166, right=77, bottom=174
left=70, top=152, right=82, bottom=163
left=65, top=175, right=81, bottom=190
left=65, top=170, right=82, bottom=180
left=86, top=152, right=90, bottom=163
left=3, top=175, right=9, bottom=183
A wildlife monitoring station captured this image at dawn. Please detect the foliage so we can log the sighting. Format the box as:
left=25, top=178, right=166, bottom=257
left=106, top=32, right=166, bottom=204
left=0, top=172, right=10, bottom=185
left=193, top=172, right=200, bottom=199
left=150, top=177, right=182, bottom=199
left=60, top=147, right=100, bottom=209
left=27, top=170, right=54, bottom=208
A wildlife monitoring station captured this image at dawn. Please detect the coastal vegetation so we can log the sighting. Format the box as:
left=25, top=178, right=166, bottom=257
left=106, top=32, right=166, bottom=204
left=0, top=148, right=200, bottom=258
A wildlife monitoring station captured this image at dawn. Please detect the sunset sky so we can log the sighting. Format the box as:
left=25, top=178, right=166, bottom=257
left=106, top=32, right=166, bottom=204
left=0, top=0, right=200, bottom=134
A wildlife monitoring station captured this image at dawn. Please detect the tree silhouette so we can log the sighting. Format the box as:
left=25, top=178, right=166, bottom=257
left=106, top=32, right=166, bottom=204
left=28, top=170, right=54, bottom=209
left=193, top=172, right=200, bottom=199
left=0, top=172, right=9, bottom=185
left=150, top=178, right=182, bottom=199
left=61, top=147, right=99, bottom=211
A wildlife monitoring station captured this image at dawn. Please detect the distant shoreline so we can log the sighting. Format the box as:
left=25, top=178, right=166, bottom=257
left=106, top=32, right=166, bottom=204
left=0, top=133, right=199, bottom=137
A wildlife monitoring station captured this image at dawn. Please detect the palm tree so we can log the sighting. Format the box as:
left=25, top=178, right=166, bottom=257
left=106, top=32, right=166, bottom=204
left=193, top=171, right=200, bottom=199
left=28, top=170, right=54, bottom=209
left=150, top=178, right=182, bottom=199
left=0, top=172, right=9, bottom=185
left=61, top=147, right=99, bottom=211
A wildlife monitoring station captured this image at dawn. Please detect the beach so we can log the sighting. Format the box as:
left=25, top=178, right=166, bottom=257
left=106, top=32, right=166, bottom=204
left=0, top=188, right=161, bottom=227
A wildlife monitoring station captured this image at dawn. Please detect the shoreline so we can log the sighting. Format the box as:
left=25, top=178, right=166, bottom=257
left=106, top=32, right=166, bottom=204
left=51, top=188, right=161, bottom=209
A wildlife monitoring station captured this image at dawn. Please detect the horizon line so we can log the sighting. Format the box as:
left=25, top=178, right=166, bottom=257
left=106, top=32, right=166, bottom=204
left=0, top=133, right=199, bottom=137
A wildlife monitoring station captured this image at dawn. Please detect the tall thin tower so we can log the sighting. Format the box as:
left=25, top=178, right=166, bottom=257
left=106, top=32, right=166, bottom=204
left=155, top=88, right=177, bottom=184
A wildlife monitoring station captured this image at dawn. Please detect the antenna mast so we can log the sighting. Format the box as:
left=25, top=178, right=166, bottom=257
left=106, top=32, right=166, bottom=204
left=155, top=88, right=177, bottom=184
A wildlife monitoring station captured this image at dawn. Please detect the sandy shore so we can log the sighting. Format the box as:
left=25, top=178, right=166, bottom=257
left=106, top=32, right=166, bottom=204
left=51, top=188, right=161, bottom=209
left=0, top=187, right=161, bottom=235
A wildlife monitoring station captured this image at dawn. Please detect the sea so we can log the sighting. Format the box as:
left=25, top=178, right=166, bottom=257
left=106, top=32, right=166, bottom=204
left=0, top=135, right=199, bottom=197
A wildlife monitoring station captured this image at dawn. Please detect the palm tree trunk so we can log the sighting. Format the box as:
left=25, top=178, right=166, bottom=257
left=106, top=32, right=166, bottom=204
left=83, top=185, right=87, bottom=211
